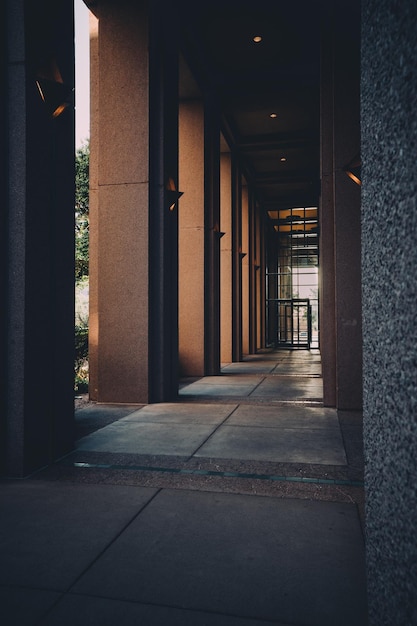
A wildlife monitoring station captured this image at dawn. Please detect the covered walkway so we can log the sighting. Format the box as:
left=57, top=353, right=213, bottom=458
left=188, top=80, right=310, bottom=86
left=0, top=350, right=367, bottom=625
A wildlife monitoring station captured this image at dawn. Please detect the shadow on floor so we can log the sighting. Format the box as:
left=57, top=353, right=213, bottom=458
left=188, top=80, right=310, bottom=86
left=0, top=349, right=368, bottom=626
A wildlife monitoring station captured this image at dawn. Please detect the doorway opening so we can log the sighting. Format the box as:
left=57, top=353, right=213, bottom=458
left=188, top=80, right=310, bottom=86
left=266, top=206, right=319, bottom=349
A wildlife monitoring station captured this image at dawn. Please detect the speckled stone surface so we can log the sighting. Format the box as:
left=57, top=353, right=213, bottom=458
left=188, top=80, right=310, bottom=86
left=361, top=1, right=417, bottom=623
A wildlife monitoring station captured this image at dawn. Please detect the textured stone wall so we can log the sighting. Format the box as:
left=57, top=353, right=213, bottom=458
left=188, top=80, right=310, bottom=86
left=361, top=1, right=417, bottom=623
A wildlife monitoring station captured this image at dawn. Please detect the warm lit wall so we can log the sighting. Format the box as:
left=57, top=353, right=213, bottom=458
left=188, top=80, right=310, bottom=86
left=220, top=151, right=233, bottom=363
left=89, top=0, right=149, bottom=402
left=241, top=183, right=250, bottom=355
left=178, top=100, right=205, bottom=375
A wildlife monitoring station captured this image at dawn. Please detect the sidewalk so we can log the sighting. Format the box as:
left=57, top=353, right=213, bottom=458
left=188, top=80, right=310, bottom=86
left=0, top=350, right=368, bottom=625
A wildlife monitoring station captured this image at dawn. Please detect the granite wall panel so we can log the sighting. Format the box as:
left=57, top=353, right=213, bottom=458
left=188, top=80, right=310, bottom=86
left=361, top=1, right=417, bottom=622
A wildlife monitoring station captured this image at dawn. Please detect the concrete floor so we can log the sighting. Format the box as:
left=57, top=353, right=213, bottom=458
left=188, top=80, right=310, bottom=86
left=0, top=349, right=368, bottom=625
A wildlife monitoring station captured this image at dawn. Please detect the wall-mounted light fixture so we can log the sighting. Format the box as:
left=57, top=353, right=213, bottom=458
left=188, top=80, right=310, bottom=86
left=344, top=154, right=361, bottom=186
left=213, top=223, right=226, bottom=238
left=36, top=79, right=73, bottom=118
left=36, top=59, right=73, bottom=118
left=166, top=177, right=183, bottom=211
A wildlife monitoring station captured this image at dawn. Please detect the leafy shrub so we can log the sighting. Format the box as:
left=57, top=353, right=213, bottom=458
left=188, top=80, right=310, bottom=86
left=75, top=322, right=89, bottom=392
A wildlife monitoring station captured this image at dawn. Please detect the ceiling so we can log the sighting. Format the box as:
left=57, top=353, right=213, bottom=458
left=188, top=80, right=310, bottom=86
left=178, top=0, right=323, bottom=214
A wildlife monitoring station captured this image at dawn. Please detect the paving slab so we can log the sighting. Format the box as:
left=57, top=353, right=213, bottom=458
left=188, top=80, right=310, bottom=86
left=72, top=488, right=367, bottom=626
left=250, top=376, right=323, bottom=400
left=75, top=404, right=141, bottom=419
left=0, top=586, right=62, bottom=626
left=225, top=404, right=339, bottom=429
left=179, top=381, right=260, bottom=397
left=195, top=425, right=347, bottom=464
left=221, top=362, right=276, bottom=374
left=236, top=352, right=286, bottom=362
left=271, top=362, right=322, bottom=375
left=0, top=481, right=157, bottom=590
left=188, top=375, right=263, bottom=385
left=41, top=594, right=277, bottom=626
left=122, top=402, right=237, bottom=424
left=75, top=404, right=142, bottom=439
left=77, top=421, right=218, bottom=456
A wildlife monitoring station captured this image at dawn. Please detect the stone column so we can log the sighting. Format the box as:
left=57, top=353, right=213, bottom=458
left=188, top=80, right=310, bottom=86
left=89, top=0, right=179, bottom=403
left=203, top=95, right=221, bottom=375
left=319, top=6, right=336, bottom=406
left=249, top=192, right=256, bottom=354
left=256, top=206, right=264, bottom=349
left=148, top=0, right=180, bottom=402
left=89, top=0, right=150, bottom=403
left=179, top=100, right=205, bottom=376
left=232, top=158, right=243, bottom=361
left=220, top=151, right=233, bottom=364
left=362, top=0, right=417, bottom=621
left=178, top=95, right=221, bottom=377
left=320, top=1, right=362, bottom=409
left=333, top=5, right=362, bottom=409
left=241, top=183, right=250, bottom=355
left=3, top=0, right=75, bottom=476
left=266, top=227, right=278, bottom=347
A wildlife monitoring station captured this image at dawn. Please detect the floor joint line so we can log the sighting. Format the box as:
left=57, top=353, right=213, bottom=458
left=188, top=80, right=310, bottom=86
left=71, top=462, right=363, bottom=487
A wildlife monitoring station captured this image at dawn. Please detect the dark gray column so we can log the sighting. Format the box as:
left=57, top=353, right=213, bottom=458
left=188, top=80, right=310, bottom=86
left=2, top=0, right=75, bottom=476
left=203, top=94, right=221, bottom=375
left=362, top=1, right=417, bottom=622
left=266, top=227, right=278, bottom=348
left=0, top=0, right=7, bottom=474
left=319, top=5, right=336, bottom=406
left=249, top=189, right=257, bottom=354
left=320, top=0, right=362, bottom=409
left=149, top=0, right=180, bottom=401
left=333, top=3, right=362, bottom=410
left=232, top=155, right=243, bottom=361
left=259, top=210, right=266, bottom=349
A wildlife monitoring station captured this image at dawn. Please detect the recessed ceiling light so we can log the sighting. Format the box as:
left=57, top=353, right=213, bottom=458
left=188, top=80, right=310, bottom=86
left=280, top=157, right=287, bottom=162
left=253, top=35, right=262, bottom=43
left=270, top=113, right=277, bottom=118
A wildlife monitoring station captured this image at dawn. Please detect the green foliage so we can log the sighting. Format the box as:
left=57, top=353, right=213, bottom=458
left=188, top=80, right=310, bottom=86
left=75, top=141, right=90, bottom=391
left=75, top=141, right=90, bottom=281
left=75, top=141, right=90, bottom=217
left=75, top=319, right=89, bottom=392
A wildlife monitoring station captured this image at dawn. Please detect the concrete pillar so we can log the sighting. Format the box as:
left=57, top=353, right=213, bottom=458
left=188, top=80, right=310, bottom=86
left=232, top=158, right=243, bottom=361
left=89, top=0, right=179, bottom=403
left=203, top=96, right=221, bottom=374
left=319, top=8, right=336, bottom=406
left=320, top=1, right=362, bottom=409
left=266, top=228, right=278, bottom=347
left=249, top=193, right=256, bottom=354
left=248, top=192, right=260, bottom=354
left=89, top=0, right=150, bottom=403
left=241, top=183, right=250, bottom=355
left=220, top=151, right=233, bottom=364
left=179, top=101, right=205, bottom=375
left=256, top=208, right=263, bottom=349
left=362, top=1, right=417, bottom=622
left=333, top=5, right=362, bottom=410
left=148, top=1, right=180, bottom=402
left=3, top=0, right=75, bottom=476
left=178, top=95, right=221, bottom=377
